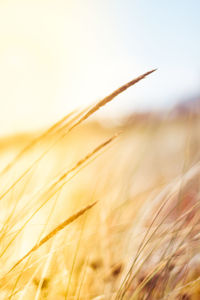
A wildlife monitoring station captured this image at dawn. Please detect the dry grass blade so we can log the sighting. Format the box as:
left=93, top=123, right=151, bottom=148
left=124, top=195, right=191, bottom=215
left=130, top=260, right=168, bottom=300
left=8, top=201, right=97, bottom=274
left=68, top=69, right=157, bottom=132
left=58, top=132, right=120, bottom=183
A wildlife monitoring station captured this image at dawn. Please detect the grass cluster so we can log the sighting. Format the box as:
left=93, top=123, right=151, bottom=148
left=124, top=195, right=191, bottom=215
left=0, top=69, right=200, bottom=299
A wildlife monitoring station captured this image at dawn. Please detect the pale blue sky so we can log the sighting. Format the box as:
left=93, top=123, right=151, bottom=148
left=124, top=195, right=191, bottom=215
left=79, top=0, right=200, bottom=112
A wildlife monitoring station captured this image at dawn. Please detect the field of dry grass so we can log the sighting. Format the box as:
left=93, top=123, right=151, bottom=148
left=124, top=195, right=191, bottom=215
left=0, top=71, right=200, bottom=299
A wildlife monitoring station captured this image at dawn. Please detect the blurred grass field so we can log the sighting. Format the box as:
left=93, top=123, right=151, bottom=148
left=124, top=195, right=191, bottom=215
left=0, top=72, right=200, bottom=299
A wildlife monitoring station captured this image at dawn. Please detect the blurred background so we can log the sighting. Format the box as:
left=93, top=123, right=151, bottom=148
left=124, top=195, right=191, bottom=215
left=1, top=2, right=200, bottom=298
left=0, top=0, right=200, bottom=135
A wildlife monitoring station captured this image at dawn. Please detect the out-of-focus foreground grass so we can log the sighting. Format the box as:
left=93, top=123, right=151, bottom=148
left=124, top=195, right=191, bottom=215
left=0, top=73, right=200, bottom=299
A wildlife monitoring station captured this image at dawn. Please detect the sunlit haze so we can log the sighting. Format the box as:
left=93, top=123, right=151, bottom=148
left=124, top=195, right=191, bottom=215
left=0, top=0, right=200, bottom=135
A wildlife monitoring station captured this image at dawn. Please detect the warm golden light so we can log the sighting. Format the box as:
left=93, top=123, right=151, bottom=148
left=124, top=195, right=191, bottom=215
left=0, top=1, right=200, bottom=299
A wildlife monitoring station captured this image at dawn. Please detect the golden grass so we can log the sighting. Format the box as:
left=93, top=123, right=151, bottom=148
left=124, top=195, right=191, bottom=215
left=0, top=69, right=200, bottom=299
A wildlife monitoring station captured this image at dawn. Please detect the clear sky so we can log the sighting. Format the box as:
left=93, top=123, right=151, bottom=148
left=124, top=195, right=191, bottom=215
left=0, top=0, right=200, bottom=135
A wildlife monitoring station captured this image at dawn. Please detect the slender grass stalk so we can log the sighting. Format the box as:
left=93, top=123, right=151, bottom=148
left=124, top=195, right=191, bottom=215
left=8, top=201, right=97, bottom=273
